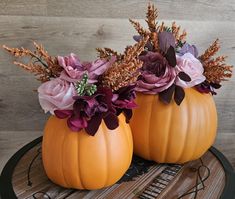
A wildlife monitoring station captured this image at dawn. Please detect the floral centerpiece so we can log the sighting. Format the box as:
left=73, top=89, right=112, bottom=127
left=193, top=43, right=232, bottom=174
left=128, top=4, right=233, bottom=163
left=3, top=37, right=148, bottom=189
left=97, top=4, right=233, bottom=164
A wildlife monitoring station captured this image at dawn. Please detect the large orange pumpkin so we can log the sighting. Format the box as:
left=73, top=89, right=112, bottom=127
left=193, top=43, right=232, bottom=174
left=130, top=88, right=217, bottom=163
left=42, top=114, right=133, bottom=190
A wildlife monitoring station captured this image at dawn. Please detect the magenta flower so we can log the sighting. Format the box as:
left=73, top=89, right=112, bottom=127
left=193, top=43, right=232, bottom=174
left=113, top=85, right=137, bottom=122
left=85, top=56, right=116, bottom=81
left=58, top=53, right=114, bottom=83
left=55, top=87, right=118, bottom=135
left=54, top=85, right=138, bottom=135
left=58, top=53, right=87, bottom=82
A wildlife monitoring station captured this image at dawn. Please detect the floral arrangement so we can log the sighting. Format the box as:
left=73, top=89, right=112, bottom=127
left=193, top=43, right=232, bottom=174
left=131, top=4, right=233, bottom=104
left=99, top=4, right=233, bottom=105
left=2, top=4, right=233, bottom=134
left=3, top=37, right=148, bottom=135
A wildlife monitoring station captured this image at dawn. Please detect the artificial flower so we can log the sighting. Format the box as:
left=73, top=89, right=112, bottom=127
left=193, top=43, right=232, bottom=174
left=113, top=85, right=137, bottom=122
left=175, top=53, right=206, bottom=88
left=178, top=43, right=198, bottom=57
left=38, top=78, right=77, bottom=114
left=84, top=56, right=116, bottom=81
left=135, top=52, right=177, bottom=94
left=55, top=87, right=119, bottom=135
left=59, top=53, right=114, bottom=83
left=58, top=53, right=87, bottom=82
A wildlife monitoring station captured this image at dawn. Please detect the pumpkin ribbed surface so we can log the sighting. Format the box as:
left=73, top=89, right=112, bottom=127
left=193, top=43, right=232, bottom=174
left=130, top=88, right=217, bottom=163
left=42, top=114, right=133, bottom=190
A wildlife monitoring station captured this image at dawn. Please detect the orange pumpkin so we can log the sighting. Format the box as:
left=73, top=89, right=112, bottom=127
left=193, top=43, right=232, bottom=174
left=130, top=88, right=217, bottom=163
left=42, top=114, right=133, bottom=190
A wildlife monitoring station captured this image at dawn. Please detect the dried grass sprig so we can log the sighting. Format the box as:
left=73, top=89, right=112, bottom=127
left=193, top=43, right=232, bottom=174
left=129, top=4, right=187, bottom=51
left=129, top=19, right=150, bottom=37
left=3, top=42, right=62, bottom=82
left=123, top=36, right=149, bottom=62
left=146, top=3, right=158, bottom=32
left=199, top=39, right=220, bottom=62
left=96, top=47, right=123, bottom=61
left=14, top=61, right=52, bottom=82
left=203, top=61, right=232, bottom=84
left=100, top=36, right=149, bottom=91
left=200, top=39, right=233, bottom=84
left=171, top=21, right=187, bottom=45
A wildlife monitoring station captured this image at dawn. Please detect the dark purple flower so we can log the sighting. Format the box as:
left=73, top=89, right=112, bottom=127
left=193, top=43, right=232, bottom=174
left=196, top=81, right=221, bottom=95
left=178, top=43, right=199, bottom=57
left=140, top=51, right=168, bottom=77
left=54, top=109, right=87, bottom=132
left=113, top=85, right=137, bottom=122
left=136, top=52, right=177, bottom=94
left=54, top=87, right=121, bottom=135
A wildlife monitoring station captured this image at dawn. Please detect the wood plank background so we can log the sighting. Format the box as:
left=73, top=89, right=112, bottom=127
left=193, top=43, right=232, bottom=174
left=0, top=0, right=234, bottom=172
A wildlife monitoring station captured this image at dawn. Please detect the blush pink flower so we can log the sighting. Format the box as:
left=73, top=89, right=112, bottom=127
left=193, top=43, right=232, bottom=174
left=38, top=78, right=77, bottom=114
left=58, top=53, right=114, bottom=83
left=175, top=53, right=205, bottom=88
left=83, top=56, right=115, bottom=82
left=58, top=53, right=86, bottom=83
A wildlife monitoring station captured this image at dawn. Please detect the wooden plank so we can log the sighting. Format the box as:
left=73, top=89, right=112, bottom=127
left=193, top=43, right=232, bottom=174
left=0, top=16, right=234, bottom=132
left=8, top=147, right=225, bottom=199
left=0, top=0, right=234, bottom=21
left=0, top=131, right=42, bottom=172
left=0, top=0, right=47, bottom=16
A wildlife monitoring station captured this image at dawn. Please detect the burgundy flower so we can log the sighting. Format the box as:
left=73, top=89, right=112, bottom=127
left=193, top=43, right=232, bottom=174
left=140, top=51, right=168, bottom=77
left=135, top=52, right=177, bottom=94
left=196, top=81, right=221, bottom=95
left=113, top=85, right=137, bottom=122
left=55, top=87, right=120, bottom=136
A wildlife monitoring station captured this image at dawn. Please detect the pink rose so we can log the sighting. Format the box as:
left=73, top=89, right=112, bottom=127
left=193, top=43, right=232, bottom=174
left=38, top=78, right=77, bottom=114
left=58, top=53, right=86, bottom=83
left=58, top=53, right=115, bottom=83
left=87, top=56, right=116, bottom=80
left=175, top=53, right=206, bottom=88
left=136, top=66, right=177, bottom=94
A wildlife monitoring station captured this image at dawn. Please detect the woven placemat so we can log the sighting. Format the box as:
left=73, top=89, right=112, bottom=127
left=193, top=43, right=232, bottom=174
left=0, top=137, right=235, bottom=199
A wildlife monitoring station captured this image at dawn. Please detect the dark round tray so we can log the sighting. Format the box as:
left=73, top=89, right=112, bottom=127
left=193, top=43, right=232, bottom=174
left=0, top=136, right=235, bottom=199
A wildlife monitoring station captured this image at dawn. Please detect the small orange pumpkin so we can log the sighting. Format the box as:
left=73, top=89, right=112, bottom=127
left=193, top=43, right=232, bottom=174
left=42, top=114, right=133, bottom=190
left=130, top=88, right=217, bottom=163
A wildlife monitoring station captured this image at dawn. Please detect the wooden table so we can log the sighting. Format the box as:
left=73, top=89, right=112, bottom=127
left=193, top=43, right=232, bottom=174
left=1, top=136, right=235, bottom=199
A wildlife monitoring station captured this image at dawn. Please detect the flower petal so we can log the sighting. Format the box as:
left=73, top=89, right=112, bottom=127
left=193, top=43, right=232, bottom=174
left=85, top=114, right=102, bottom=136
left=174, top=86, right=185, bottom=105
left=67, top=115, right=87, bottom=132
left=165, top=46, right=176, bottom=67
left=103, top=113, right=119, bottom=130
left=159, top=84, right=175, bottom=104
left=158, top=31, right=175, bottom=53
left=54, top=110, right=73, bottom=119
